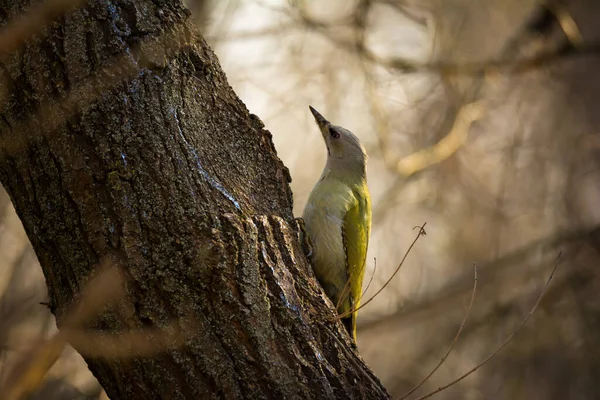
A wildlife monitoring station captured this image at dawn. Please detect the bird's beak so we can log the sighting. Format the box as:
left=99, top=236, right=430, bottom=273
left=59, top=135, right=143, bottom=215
left=309, top=106, right=330, bottom=129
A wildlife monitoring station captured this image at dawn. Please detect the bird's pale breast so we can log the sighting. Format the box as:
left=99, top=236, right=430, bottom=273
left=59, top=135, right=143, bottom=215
left=302, top=180, right=354, bottom=290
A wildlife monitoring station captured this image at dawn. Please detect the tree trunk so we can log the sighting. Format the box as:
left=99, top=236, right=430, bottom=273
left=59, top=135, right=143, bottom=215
left=0, top=1, right=389, bottom=398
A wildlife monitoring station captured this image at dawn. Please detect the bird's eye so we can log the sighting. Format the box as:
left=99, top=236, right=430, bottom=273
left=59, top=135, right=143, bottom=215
left=329, top=127, right=340, bottom=139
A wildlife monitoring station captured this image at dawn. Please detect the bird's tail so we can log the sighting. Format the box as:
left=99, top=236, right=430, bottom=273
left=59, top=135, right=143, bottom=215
left=338, top=288, right=357, bottom=342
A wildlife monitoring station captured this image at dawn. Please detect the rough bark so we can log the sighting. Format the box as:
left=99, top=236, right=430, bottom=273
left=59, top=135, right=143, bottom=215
left=0, top=1, right=389, bottom=399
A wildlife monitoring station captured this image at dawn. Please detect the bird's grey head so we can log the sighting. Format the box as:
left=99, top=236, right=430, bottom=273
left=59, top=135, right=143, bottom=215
left=309, top=106, right=367, bottom=172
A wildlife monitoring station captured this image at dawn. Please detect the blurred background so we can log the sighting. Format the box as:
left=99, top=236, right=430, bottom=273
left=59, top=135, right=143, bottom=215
left=1, top=0, right=600, bottom=398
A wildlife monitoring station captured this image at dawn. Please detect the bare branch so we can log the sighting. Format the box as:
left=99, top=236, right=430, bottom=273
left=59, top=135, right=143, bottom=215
left=550, top=3, right=583, bottom=46
left=2, top=262, right=124, bottom=400
left=394, top=101, right=486, bottom=177
left=400, top=263, right=477, bottom=400
left=413, top=252, right=562, bottom=400
left=291, top=3, right=597, bottom=76
left=66, top=321, right=194, bottom=359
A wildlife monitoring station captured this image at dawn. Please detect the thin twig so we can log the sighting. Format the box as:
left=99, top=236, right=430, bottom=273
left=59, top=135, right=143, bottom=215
left=336, top=278, right=353, bottom=311
left=361, top=257, right=378, bottom=299
left=335, top=257, right=376, bottom=312
left=400, top=264, right=477, bottom=400
left=336, top=223, right=427, bottom=320
left=413, top=251, right=562, bottom=400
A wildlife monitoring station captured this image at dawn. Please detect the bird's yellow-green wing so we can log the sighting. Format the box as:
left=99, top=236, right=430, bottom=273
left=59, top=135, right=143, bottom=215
left=341, top=184, right=372, bottom=340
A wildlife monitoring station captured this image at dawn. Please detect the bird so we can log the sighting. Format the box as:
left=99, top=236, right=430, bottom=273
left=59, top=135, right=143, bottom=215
left=302, top=105, right=372, bottom=343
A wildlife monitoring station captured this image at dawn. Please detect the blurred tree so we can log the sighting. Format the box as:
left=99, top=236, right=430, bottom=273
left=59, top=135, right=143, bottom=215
left=0, top=0, right=388, bottom=398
